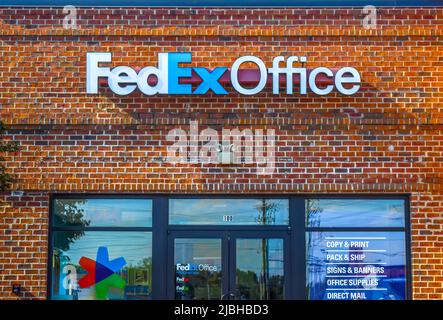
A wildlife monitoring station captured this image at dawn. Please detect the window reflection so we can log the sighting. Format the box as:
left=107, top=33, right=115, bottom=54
left=236, top=239, right=284, bottom=300
left=306, top=232, right=406, bottom=300
left=306, top=199, right=405, bottom=228
left=54, top=198, right=152, bottom=227
left=170, top=199, right=289, bottom=225
left=52, top=231, right=152, bottom=300
left=174, top=239, right=222, bottom=300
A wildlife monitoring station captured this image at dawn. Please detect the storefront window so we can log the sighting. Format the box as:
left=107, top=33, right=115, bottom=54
left=169, top=198, right=289, bottom=225
left=306, top=232, right=406, bottom=300
left=306, top=198, right=408, bottom=300
left=51, top=198, right=153, bottom=300
left=306, top=199, right=405, bottom=228
left=49, top=196, right=409, bottom=300
left=54, top=198, right=152, bottom=227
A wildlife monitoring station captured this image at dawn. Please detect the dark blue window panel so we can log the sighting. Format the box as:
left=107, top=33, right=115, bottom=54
left=306, top=231, right=407, bottom=300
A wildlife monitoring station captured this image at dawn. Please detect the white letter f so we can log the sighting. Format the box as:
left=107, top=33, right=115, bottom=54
left=86, top=52, right=112, bottom=94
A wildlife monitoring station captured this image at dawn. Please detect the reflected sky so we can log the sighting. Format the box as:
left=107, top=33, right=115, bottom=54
left=307, top=199, right=405, bottom=227
left=55, top=231, right=152, bottom=265
left=55, top=199, right=152, bottom=227
left=175, top=239, right=222, bottom=268
left=170, top=199, right=289, bottom=225
left=236, top=239, right=284, bottom=277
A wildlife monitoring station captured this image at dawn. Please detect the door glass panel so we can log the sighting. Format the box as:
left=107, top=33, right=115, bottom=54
left=235, top=238, right=284, bottom=300
left=170, top=199, right=289, bottom=225
left=174, top=238, right=222, bottom=300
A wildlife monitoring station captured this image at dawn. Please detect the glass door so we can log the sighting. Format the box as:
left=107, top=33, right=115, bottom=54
left=229, top=232, right=289, bottom=300
left=168, top=231, right=229, bottom=300
left=168, top=231, right=289, bottom=300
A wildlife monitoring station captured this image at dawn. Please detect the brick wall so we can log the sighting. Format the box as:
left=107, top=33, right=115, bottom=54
left=0, top=7, right=442, bottom=299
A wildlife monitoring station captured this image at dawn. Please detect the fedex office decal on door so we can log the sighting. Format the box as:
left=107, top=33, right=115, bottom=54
left=86, top=52, right=361, bottom=96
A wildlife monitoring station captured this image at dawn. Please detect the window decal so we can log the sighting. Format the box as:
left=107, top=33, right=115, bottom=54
left=78, top=247, right=127, bottom=300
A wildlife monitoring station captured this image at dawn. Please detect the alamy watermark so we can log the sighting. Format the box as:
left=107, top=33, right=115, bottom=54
left=363, top=5, right=377, bottom=30
left=63, top=5, right=79, bottom=29
left=166, top=121, right=276, bottom=175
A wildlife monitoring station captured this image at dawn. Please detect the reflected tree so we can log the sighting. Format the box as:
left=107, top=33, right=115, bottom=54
left=306, top=199, right=324, bottom=298
left=307, top=199, right=323, bottom=228
left=254, top=199, right=279, bottom=225
left=54, top=199, right=90, bottom=252
left=254, top=199, right=281, bottom=300
left=52, top=199, right=90, bottom=296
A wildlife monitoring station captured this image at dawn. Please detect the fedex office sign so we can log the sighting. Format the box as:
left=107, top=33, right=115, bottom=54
left=86, top=52, right=361, bottom=96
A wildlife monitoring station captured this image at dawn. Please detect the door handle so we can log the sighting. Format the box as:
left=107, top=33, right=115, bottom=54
left=221, top=292, right=236, bottom=300
left=221, top=293, right=230, bottom=300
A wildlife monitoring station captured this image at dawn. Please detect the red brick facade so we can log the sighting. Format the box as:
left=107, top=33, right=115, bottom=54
left=0, top=7, right=442, bottom=299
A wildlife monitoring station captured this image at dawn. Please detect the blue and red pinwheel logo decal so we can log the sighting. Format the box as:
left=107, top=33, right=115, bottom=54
left=78, top=247, right=126, bottom=299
